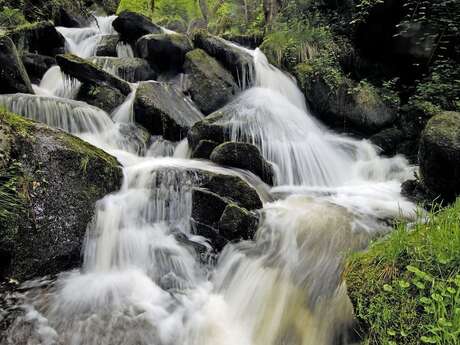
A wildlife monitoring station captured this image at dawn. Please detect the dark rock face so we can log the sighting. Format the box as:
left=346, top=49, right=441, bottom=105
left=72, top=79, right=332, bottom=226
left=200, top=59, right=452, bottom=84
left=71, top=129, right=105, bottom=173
left=112, top=11, right=162, bottom=43
left=0, top=36, right=34, bottom=95
left=133, top=81, right=203, bottom=141
left=210, top=142, right=274, bottom=185
left=77, top=83, right=125, bottom=113
left=191, top=139, right=219, bottom=159
left=419, top=112, right=460, bottom=202
left=136, top=33, right=193, bottom=72
left=95, top=34, right=120, bottom=57
left=7, top=21, right=65, bottom=56
left=369, top=128, right=404, bottom=156
left=188, top=111, right=228, bottom=149
left=0, top=110, right=122, bottom=280
left=55, top=7, right=86, bottom=28
left=184, top=49, right=238, bottom=115
left=21, top=53, right=56, bottom=84
left=191, top=187, right=259, bottom=251
left=56, top=54, right=132, bottom=95
left=91, top=57, right=156, bottom=82
left=304, top=77, right=396, bottom=134
left=193, top=32, right=254, bottom=88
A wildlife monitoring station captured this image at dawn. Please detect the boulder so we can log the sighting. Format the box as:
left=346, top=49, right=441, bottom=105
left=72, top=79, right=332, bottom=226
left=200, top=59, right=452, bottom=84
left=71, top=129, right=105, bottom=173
left=188, top=111, right=229, bottom=149
left=7, top=21, right=65, bottom=56
left=133, top=81, right=203, bottom=141
left=91, top=57, right=156, bottom=82
left=95, top=34, right=120, bottom=57
left=77, top=83, right=125, bottom=113
left=0, top=110, right=122, bottom=280
left=191, top=139, right=219, bottom=159
left=191, top=188, right=259, bottom=250
left=369, top=128, right=404, bottom=156
left=193, top=32, right=254, bottom=88
left=56, top=54, right=132, bottom=95
left=55, top=7, right=87, bottom=28
left=418, top=112, right=460, bottom=201
left=136, top=33, right=193, bottom=72
left=0, top=36, right=34, bottom=95
left=210, top=142, right=274, bottom=185
left=21, top=53, right=56, bottom=84
left=112, top=11, right=162, bottom=43
left=184, top=49, right=238, bottom=115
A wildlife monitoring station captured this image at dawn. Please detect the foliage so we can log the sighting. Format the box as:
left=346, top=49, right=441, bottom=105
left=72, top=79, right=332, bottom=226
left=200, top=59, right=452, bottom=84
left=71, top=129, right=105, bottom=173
left=350, top=0, right=384, bottom=26
left=117, top=0, right=153, bottom=17
left=346, top=201, right=460, bottom=345
left=0, top=7, right=28, bottom=27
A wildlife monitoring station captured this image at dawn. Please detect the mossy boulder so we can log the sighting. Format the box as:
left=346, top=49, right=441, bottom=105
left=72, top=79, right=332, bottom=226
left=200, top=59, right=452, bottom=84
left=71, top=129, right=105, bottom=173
left=184, top=49, right=238, bottom=115
left=95, top=34, right=120, bottom=57
left=6, top=21, right=65, bottom=56
left=0, top=110, right=122, bottom=280
left=91, top=56, right=156, bottom=82
left=133, top=81, right=203, bottom=141
left=136, top=32, right=193, bottom=72
left=56, top=54, right=132, bottom=96
left=418, top=111, right=460, bottom=202
left=369, top=127, right=404, bottom=156
left=0, top=36, right=34, bottom=95
left=112, top=11, right=162, bottom=43
left=210, top=142, right=274, bottom=185
left=296, top=62, right=396, bottom=134
left=187, top=111, right=228, bottom=149
left=193, top=32, right=254, bottom=88
left=77, top=83, right=125, bottom=113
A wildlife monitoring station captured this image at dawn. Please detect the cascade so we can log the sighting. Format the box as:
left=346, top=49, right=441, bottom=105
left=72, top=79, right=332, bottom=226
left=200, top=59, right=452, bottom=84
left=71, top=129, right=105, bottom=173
left=1, top=14, right=418, bottom=345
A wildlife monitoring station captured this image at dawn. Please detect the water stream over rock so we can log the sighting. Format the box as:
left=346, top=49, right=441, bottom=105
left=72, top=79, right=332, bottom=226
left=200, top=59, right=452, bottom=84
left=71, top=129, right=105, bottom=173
left=0, top=14, right=417, bottom=345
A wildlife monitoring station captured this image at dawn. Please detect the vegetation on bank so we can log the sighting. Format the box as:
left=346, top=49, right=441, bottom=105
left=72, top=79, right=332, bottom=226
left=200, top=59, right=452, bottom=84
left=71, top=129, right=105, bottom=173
left=345, top=201, right=460, bottom=345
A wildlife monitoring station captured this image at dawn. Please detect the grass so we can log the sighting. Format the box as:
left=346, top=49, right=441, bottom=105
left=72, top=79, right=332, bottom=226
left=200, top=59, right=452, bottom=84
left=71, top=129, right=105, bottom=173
left=345, top=201, right=460, bottom=344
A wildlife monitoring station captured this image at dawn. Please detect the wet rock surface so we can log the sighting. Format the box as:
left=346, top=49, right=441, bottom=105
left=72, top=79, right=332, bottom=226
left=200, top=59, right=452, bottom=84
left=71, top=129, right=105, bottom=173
left=21, top=53, right=56, bottom=85
left=112, top=11, right=162, bottom=43
left=77, top=83, right=125, bottom=113
left=0, top=110, right=122, bottom=280
left=91, top=56, right=156, bottom=82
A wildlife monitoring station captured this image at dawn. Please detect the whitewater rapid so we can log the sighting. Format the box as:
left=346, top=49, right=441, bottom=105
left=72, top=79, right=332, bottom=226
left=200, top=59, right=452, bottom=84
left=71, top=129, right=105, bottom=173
left=1, top=15, right=417, bottom=345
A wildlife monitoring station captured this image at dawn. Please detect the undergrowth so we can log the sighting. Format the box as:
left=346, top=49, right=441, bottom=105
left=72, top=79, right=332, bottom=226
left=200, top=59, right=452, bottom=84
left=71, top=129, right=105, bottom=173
left=346, top=201, right=460, bottom=345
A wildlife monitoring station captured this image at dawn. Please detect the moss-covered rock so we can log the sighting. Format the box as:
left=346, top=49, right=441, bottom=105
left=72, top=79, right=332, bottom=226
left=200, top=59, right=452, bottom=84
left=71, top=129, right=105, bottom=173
left=56, top=53, right=132, bottom=96
left=91, top=56, right=156, bottom=82
left=95, top=34, right=120, bottom=57
left=136, top=32, right=193, bottom=73
left=419, top=111, right=460, bottom=202
left=0, top=36, right=34, bottom=95
left=6, top=21, right=65, bottom=56
left=112, top=11, right=162, bottom=43
left=184, top=49, right=238, bottom=115
left=133, top=81, right=203, bottom=141
left=77, top=83, right=125, bottom=113
left=0, top=110, right=122, bottom=280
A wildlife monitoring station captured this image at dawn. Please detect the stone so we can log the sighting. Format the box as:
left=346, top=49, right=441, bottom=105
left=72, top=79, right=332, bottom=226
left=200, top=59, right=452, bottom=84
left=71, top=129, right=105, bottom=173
left=77, top=83, right=125, bottom=113
left=91, top=56, right=156, bottom=82
left=21, top=53, right=56, bottom=84
left=112, top=11, right=162, bottom=43
left=95, top=34, right=119, bottom=57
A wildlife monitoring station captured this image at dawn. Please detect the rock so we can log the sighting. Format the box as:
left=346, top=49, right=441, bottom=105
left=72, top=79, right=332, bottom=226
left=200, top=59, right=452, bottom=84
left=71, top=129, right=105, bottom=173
left=419, top=111, right=460, bottom=201
left=91, top=57, right=156, bottom=82
left=0, top=36, right=34, bottom=95
left=95, top=34, right=120, bottom=57
left=369, top=128, right=404, bottom=156
left=184, top=49, right=238, bottom=115
left=191, top=139, right=219, bottom=159
left=0, top=110, right=122, bottom=280
left=188, top=111, right=229, bottom=149
left=21, top=53, right=56, bottom=84
left=220, top=33, right=264, bottom=49
left=112, top=11, right=162, bottom=43
left=133, top=81, right=203, bottom=141
left=56, top=54, right=132, bottom=95
left=77, top=83, right=125, bottom=113
left=193, top=32, right=254, bottom=88
left=191, top=188, right=259, bottom=250
left=55, top=7, right=86, bottom=28
left=7, top=21, right=65, bottom=56
left=210, top=142, right=274, bottom=185
left=136, top=33, right=193, bottom=72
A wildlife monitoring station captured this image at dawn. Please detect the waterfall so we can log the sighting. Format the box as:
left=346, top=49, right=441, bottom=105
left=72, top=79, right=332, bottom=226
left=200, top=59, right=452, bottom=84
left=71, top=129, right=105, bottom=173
left=2, top=15, right=417, bottom=345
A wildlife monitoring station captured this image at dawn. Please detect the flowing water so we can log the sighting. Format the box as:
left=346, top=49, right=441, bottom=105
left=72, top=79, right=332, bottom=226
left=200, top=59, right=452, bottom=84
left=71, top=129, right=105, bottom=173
left=1, top=15, right=417, bottom=345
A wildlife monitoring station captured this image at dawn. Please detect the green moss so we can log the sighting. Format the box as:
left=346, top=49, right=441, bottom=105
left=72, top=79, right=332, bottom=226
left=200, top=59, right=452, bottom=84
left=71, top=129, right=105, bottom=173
left=117, top=0, right=153, bottom=17
left=424, top=112, right=460, bottom=144
left=0, top=108, right=36, bottom=137
left=345, top=202, right=460, bottom=344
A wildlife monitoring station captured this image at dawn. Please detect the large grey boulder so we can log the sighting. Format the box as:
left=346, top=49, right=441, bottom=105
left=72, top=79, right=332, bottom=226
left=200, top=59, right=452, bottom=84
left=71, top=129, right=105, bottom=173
left=136, top=32, right=193, bottom=72
left=7, top=21, right=65, bottom=56
left=0, top=110, right=122, bottom=280
left=184, top=49, right=238, bottom=115
left=112, top=11, right=162, bottom=43
left=133, top=81, right=203, bottom=141
left=419, top=111, right=460, bottom=202
left=210, top=142, right=274, bottom=185
left=56, top=54, right=132, bottom=95
left=192, top=32, right=254, bottom=88
left=0, top=36, right=34, bottom=95
left=77, top=83, right=125, bottom=113
left=91, top=56, right=156, bottom=82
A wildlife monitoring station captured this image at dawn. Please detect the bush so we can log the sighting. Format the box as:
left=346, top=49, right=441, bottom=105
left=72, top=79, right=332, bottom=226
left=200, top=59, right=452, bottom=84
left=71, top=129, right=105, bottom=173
left=346, top=201, right=460, bottom=345
left=0, top=7, right=28, bottom=27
